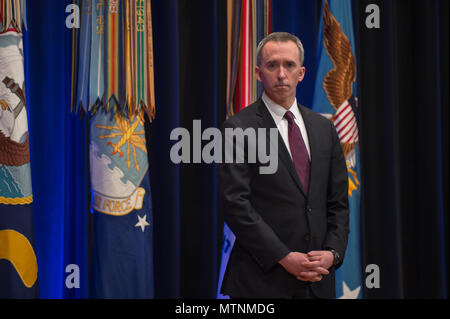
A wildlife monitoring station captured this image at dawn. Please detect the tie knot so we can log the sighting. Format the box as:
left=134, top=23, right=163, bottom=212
left=284, top=111, right=295, bottom=124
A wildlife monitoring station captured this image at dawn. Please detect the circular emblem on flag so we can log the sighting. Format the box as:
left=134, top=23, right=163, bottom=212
left=89, top=112, right=148, bottom=216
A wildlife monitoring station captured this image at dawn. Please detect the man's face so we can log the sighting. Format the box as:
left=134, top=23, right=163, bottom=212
left=256, top=40, right=305, bottom=108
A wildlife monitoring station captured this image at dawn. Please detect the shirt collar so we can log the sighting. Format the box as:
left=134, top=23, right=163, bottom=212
left=262, top=91, right=302, bottom=125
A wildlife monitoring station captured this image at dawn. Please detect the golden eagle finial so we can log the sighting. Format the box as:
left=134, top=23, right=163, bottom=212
left=322, top=0, right=356, bottom=110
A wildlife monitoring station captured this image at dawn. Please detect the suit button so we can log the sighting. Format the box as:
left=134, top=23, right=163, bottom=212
left=304, top=234, right=311, bottom=241
left=306, top=206, right=312, bottom=213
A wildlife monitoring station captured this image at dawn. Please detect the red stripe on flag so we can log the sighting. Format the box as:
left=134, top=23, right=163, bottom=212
left=334, top=103, right=351, bottom=121
left=112, top=14, right=116, bottom=94
left=347, top=125, right=359, bottom=143
left=334, top=105, right=352, bottom=128
left=337, top=116, right=355, bottom=136
left=338, top=118, right=356, bottom=139
left=0, top=28, right=18, bottom=34
left=335, top=101, right=350, bottom=115
left=335, top=110, right=353, bottom=133
left=340, top=121, right=357, bottom=143
left=236, top=0, right=251, bottom=111
left=243, top=0, right=250, bottom=107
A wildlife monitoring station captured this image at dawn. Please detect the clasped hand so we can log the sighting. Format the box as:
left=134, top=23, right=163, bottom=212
left=278, top=251, right=334, bottom=282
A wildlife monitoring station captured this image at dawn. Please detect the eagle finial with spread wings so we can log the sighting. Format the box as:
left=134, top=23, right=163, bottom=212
left=322, top=0, right=356, bottom=110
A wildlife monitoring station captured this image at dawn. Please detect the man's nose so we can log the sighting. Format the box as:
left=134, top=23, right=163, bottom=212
left=277, top=66, right=287, bottom=79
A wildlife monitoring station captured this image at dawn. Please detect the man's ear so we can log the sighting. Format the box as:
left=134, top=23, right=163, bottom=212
left=298, top=66, right=306, bottom=82
left=255, top=66, right=262, bottom=82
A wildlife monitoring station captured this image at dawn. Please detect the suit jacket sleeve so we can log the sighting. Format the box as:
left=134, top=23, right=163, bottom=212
left=219, top=118, right=291, bottom=273
left=322, top=120, right=350, bottom=268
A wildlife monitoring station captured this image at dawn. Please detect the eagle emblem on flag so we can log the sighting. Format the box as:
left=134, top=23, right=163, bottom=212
left=321, top=0, right=360, bottom=196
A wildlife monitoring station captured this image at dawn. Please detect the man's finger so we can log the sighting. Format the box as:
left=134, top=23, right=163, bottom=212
left=313, top=267, right=330, bottom=275
left=297, top=275, right=314, bottom=282
left=298, top=273, right=322, bottom=282
left=298, top=271, right=316, bottom=279
left=299, top=271, right=324, bottom=281
left=302, top=260, right=321, bottom=268
left=308, top=256, right=322, bottom=262
left=307, top=251, right=323, bottom=257
left=297, top=275, right=317, bottom=282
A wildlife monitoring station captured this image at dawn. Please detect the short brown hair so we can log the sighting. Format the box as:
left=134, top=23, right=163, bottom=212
left=256, top=32, right=305, bottom=67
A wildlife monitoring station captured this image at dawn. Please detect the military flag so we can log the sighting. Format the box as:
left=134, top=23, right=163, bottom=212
left=71, top=0, right=155, bottom=298
left=218, top=0, right=271, bottom=299
left=0, top=0, right=39, bottom=298
left=312, top=0, right=362, bottom=299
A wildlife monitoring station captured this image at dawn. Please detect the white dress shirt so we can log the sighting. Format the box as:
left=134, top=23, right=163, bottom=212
left=262, top=91, right=311, bottom=160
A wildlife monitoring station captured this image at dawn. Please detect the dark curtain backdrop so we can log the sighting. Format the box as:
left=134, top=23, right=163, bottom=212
left=22, top=0, right=447, bottom=299
left=148, top=0, right=226, bottom=298
left=356, top=0, right=449, bottom=298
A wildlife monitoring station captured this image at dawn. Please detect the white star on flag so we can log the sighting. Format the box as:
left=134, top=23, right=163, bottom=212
left=338, top=281, right=361, bottom=299
left=135, top=214, right=150, bottom=232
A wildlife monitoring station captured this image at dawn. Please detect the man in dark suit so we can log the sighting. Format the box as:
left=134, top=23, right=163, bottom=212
left=219, top=32, right=349, bottom=299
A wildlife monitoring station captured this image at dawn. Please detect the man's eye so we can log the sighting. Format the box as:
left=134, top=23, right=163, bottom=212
left=286, top=62, right=295, bottom=69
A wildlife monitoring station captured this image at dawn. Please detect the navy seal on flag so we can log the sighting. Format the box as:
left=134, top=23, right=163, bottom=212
left=0, top=13, right=39, bottom=297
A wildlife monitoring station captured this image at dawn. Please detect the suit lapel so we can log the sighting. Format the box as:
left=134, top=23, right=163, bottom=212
left=256, top=100, right=306, bottom=197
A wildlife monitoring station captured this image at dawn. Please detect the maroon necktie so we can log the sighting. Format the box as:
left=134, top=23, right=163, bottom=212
left=284, top=111, right=310, bottom=194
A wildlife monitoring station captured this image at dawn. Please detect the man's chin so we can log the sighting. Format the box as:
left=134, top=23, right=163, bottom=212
left=272, top=89, right=293, bottom=99
left=267, top=91, right=295, bottom=108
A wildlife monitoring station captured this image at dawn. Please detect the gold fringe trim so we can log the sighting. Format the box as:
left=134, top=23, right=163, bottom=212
left=0, top=195, right=33, bottom=205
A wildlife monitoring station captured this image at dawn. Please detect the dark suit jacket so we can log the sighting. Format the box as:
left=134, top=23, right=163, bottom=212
left=219, top=98, right=349, bottom=299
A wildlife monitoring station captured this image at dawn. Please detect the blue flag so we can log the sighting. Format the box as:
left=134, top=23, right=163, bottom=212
left=70, top=0, right=156, bottom=298
left=217, top=223, right=235, bottom=299
left=0, top=21, right=39, bottom=298
left=90, top=111, right=154, bottom=298
left=312, top=0, right=362, bottom=299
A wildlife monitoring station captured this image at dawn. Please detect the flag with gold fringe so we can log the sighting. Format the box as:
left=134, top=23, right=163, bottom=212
left=72, top=0, right=155, bottom=119
left=71, top=0, right=155, bottom=298
left=0, top=0, right=39, bottom=298
left=218, top=0, right=271, bottom=299
left=312, top=0, right=362, bottom=299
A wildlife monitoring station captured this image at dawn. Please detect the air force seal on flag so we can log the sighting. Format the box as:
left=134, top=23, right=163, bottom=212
left=90, top=112, right=148, bottom=216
